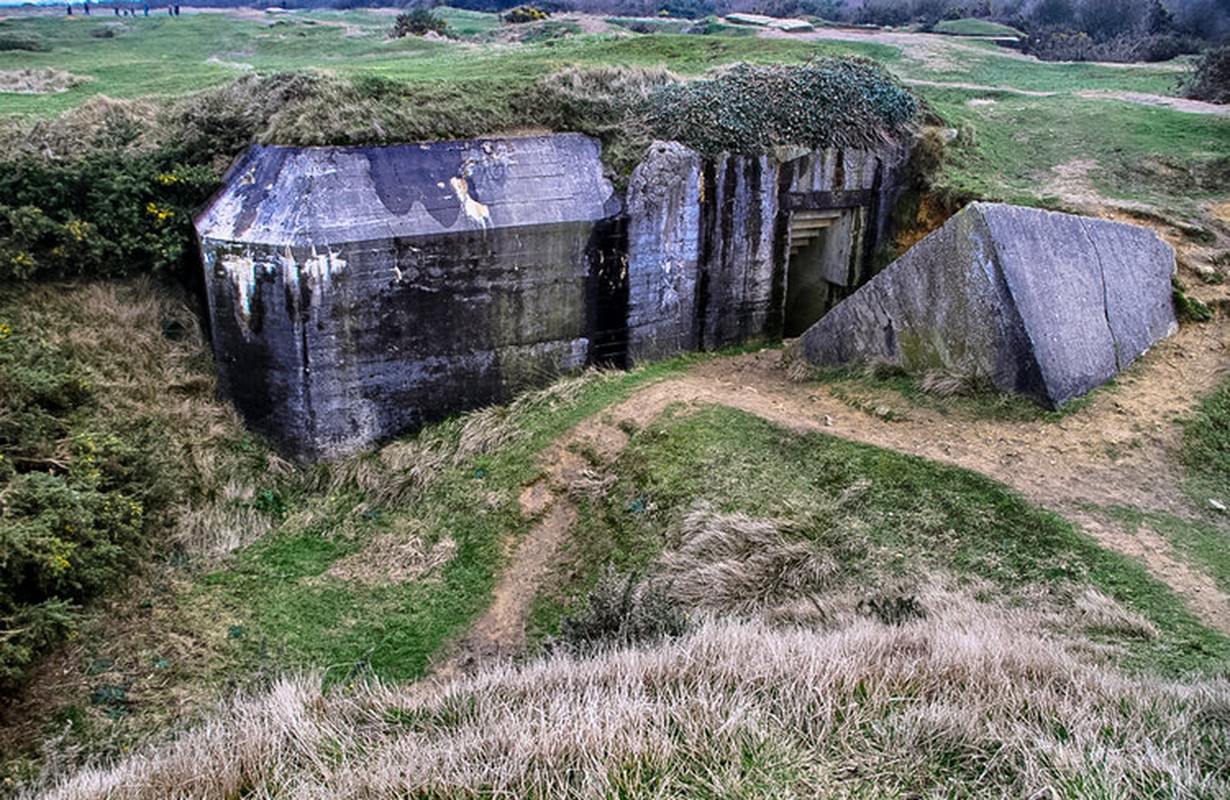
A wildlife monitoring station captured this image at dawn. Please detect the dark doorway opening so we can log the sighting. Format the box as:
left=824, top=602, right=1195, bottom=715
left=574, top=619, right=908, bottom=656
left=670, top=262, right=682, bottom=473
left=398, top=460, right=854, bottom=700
left=784, top=209, right=857, bottom=337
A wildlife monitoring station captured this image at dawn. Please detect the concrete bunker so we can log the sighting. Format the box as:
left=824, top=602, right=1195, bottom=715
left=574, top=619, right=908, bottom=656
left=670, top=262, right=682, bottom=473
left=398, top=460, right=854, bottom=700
left=197, top=133, right=913, bottom=460
left=797, top=202, right=1178, bottom=408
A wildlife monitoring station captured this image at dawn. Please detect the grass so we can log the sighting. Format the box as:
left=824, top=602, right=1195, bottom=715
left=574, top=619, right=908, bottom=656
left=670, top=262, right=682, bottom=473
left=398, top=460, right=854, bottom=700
left=173, top=360, right=700, bottom=686
left=31, top=595, right=1230, bottom=798
left=0, top=12, right=883, bottom=117
left=5, top=8, right=1230, bottom=794
left=430, top=6, right=502, bottom=38
left=1182, top=375, right=1230, bottom=505
left=921, top=86, right=1230, bottom=218
left=932, top=18, right=1025, bottom=38
left=894, top=38, right=1184, bottom=95
left=1097, top=506, right=1230, bottom=596
left=532, top=405, right=1230, bottom=678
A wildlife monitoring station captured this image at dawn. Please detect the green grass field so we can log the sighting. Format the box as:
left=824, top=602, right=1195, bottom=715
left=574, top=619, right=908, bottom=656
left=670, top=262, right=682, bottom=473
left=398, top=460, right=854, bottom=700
left=2, top=7, right=1220, bottom=222
left=0, top=11, right=874, bottom=116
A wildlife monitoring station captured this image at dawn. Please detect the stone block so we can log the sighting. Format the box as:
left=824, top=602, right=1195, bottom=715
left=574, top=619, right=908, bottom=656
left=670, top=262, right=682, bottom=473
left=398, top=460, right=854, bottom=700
left=799, top=203, right=1177, bottom=408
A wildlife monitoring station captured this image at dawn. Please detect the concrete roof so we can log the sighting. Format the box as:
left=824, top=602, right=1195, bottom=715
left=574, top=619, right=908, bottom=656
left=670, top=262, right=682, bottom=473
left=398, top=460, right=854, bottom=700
left=196, top=134, right=621, bottom=247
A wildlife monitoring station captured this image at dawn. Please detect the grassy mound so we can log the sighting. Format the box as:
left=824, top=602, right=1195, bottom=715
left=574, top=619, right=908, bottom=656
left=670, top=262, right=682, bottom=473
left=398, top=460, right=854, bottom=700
left=933, top=18, right=1024, bottom=37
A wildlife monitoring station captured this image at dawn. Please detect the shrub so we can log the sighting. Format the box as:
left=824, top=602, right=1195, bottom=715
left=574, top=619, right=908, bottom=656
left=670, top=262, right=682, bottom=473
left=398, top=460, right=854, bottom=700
left=0, top=321, right=152, bottom=691
left=1184, top=44, right=1230, bottom=105
left=391, top=9, right=448, bottom=38
left=0, top=34, right=49, bottom=52
left=502, top=5, right=548, bottom=23
left=1024, top=27, right=1191, bottom=62
left=557, top=567, right=686, bottom=654
left=642, top=59, right=918, bottom=155
left=0, top=156, right=218, bottom=283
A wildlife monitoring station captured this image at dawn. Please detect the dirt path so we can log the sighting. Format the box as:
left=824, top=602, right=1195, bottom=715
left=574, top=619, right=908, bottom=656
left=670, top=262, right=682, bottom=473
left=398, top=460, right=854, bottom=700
left=902, top=78, right=1055, bottom=96
left=443, top=312, right=1229, bottom=667
left=1075, top=90, right=1230, bottom=116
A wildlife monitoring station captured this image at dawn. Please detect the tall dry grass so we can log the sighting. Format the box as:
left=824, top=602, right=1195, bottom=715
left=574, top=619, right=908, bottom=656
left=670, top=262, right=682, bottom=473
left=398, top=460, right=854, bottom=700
left=30, top=589, right=1230, bottom=799
left=321, top=368, right=618, bottom=512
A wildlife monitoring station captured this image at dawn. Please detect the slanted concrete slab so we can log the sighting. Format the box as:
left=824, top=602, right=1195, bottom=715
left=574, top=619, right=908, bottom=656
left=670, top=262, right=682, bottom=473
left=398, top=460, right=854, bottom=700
left=799, top=202, right=1177, bottom=408
left=725, top=13, right=814, bottom=32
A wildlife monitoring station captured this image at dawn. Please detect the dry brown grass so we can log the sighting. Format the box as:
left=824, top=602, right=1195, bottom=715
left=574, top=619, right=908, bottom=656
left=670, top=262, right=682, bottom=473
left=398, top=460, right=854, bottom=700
left=30, top=590, right=1230, bottom=799
left=326, top=529, right=456, bottom=585
left=919, top=366, right=995, bottom=398
left=0, top=68, right=90, bottom=95
left=658, top=506, right=842, bottom=617
left=0, top=95, right=161, bottom=160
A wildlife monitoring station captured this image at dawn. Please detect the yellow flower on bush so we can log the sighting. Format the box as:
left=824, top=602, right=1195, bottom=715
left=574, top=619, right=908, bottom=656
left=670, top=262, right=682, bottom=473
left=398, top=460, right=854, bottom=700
left=63, top=219, right=91, bottom=242
left=156, top=172, right=180, bottom=185
left=0, top=322, right=10, bottom=341
left=146, top=202, right=174, bottom=223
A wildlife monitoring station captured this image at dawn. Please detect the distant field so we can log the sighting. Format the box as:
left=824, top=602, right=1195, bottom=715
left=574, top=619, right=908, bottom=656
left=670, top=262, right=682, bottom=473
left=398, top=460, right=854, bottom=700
left=0, top=8, right=1186, bottom=114
left=0, top=9, right=873, bottom=115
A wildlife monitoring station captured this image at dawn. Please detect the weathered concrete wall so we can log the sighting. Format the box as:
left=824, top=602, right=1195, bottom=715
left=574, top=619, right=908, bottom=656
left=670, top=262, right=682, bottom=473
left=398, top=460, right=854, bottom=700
left=799, top=202, right=1178, bottom=408
left=624, top=142, right=703, bottom=362
left=624, top=139, right=912, bottom=363
left=200, top=134, right=916, bottom=460
left=198, top=135, right=624, bottom=461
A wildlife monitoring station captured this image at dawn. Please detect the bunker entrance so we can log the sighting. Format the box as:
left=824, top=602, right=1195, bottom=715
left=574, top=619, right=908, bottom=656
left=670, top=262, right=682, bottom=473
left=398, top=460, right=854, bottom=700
left=784, top=209, right=863, bottom=338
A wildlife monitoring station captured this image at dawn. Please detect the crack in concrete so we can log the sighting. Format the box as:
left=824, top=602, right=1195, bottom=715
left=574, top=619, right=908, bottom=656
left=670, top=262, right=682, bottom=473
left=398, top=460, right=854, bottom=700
left=1080, top=218, right=1121, bottom=372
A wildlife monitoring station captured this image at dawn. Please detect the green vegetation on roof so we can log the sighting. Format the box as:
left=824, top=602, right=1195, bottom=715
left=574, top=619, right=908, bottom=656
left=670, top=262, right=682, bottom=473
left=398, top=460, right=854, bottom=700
left=645, top=58, right=917, bottom=155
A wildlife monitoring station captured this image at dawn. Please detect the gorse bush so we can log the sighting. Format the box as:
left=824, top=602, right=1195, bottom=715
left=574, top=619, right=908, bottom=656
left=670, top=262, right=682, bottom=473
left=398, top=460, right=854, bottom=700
left=502, top=5, right=549, bottom=23
left=0, top=156, right=217, bottom=282
left=0, top=280, right=283, bottom=695
left=643, top=59, right=918, bottom=155
left=391, top=9, right=449, bottom=38
left=0, top=319, right=147, bottom=691
left=1184, top=43, right=1230, bottom=104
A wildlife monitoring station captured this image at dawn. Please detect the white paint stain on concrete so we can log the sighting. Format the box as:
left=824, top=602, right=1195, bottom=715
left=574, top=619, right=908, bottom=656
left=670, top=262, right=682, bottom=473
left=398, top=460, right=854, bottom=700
left=221, top=252, right=259, bottom=320
left=449, top=176, right=492, bottom=229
